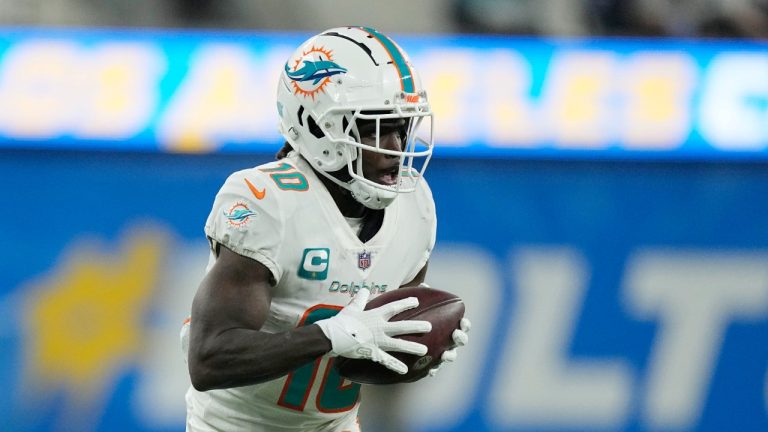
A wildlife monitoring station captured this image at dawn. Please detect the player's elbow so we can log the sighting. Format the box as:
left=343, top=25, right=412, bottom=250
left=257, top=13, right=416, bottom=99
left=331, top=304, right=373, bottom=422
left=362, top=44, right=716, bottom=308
left=188, top=356, right=218, bottom=391
left=187, top=344, right=221, bottom=391
left=190, top=374, right=216, bottom=392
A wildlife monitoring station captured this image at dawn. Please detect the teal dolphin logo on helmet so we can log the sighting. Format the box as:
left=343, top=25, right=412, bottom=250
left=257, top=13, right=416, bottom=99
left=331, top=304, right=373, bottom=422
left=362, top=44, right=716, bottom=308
left=284, top=46, right=347, bottom=99
left=285, top=59, right=347, bottom=85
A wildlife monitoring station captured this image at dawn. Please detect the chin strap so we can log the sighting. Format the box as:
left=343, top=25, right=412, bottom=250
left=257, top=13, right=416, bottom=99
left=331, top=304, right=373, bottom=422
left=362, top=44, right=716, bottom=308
left=349, top=179, right=397, bottom=210
left=312, top=163, right=398, bottom=210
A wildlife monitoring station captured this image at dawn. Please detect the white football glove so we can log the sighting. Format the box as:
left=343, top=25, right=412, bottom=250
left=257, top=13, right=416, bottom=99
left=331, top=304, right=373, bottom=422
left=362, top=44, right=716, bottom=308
left=428, top=317, right=471, bottom=377
left=315, top=288, right=431, bottom=375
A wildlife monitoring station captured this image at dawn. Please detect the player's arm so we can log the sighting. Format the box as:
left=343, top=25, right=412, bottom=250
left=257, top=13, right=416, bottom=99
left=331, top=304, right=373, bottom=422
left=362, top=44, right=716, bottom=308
left=187, top=245, right=331, bottom=391
left=187, top=246, right=432, bottom=391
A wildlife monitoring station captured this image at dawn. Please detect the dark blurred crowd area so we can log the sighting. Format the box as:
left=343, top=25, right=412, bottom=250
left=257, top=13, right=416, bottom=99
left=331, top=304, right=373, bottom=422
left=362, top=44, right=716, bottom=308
left=1, top=0, right=766, bottom=39
left=453, top=0, right=768, bottom=39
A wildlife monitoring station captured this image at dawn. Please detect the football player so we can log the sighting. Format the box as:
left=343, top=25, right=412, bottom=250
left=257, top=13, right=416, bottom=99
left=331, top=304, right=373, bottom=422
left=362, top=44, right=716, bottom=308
left=181, top=27, right=471, bottom=432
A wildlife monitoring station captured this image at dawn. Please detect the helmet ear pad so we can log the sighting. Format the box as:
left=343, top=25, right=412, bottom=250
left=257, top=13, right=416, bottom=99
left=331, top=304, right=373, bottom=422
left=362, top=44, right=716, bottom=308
left=292, top=105, right=356, bottom=172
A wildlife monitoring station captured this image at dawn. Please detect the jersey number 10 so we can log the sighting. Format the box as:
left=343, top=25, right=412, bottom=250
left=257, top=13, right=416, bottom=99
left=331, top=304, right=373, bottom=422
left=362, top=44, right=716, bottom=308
left=277, top=305, right=361, bottom=413
left=260, top=162, right=309, bottom=191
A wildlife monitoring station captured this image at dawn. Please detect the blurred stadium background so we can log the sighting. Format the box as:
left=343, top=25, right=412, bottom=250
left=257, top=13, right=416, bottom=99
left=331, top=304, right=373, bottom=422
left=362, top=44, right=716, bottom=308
left=1, top=1, right=768, bottom=431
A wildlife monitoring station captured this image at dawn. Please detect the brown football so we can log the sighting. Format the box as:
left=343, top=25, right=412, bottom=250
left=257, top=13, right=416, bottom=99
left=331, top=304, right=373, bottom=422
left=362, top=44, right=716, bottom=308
left=333, top=286, right=465, bottom=384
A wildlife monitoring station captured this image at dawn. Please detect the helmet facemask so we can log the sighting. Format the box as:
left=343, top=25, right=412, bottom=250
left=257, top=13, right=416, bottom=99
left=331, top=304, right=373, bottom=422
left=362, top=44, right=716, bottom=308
left=319, top=102, right=433, bottom=209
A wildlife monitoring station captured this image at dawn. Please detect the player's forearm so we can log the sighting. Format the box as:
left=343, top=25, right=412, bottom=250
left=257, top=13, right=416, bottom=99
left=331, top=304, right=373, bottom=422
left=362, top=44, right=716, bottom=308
left=189, top=324, right=331, bottom=391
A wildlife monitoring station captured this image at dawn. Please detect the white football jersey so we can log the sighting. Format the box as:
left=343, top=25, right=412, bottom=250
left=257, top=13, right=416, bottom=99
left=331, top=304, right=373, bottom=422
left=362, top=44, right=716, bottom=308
left=185, top=152, right=436, bottom=431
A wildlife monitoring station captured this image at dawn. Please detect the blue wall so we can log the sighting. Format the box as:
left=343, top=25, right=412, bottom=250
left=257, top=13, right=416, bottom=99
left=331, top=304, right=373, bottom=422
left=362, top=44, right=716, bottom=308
left=2, top=150, right=767, bottom=431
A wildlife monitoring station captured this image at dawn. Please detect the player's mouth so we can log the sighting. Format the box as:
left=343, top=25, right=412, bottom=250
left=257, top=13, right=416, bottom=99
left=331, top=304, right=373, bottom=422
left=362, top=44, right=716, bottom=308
left=376, top=164, right=400, bottom=186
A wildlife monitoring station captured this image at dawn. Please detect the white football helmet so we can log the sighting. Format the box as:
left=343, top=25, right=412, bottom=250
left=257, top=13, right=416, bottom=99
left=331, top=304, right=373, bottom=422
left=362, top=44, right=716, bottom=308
left=276, top=26, right=434, bottom=209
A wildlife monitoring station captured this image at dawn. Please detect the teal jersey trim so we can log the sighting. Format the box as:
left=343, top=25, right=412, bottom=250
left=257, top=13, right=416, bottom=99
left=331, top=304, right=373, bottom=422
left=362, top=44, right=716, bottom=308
left=359, top=27, right=415, bottom=93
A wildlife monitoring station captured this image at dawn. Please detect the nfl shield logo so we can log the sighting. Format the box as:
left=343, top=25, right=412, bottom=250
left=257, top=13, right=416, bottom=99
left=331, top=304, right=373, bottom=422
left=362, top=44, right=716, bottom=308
left=358, top=251, right=371, bottom=270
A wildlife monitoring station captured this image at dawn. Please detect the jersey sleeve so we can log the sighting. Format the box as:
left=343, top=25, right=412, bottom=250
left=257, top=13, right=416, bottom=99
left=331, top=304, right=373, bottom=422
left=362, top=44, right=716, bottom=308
left=204, top=169, right=285, bottom=283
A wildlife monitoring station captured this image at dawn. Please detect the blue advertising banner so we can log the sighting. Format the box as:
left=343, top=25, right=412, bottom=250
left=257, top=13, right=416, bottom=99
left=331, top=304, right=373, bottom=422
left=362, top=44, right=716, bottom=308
left=1, top=150, right=766, bottom=431
left=0, top=28, right=767, bottom=159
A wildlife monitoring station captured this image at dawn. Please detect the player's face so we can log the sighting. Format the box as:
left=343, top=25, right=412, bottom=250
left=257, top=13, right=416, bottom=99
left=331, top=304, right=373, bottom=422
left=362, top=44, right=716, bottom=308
left=356, top=118, right=406, bottom=186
